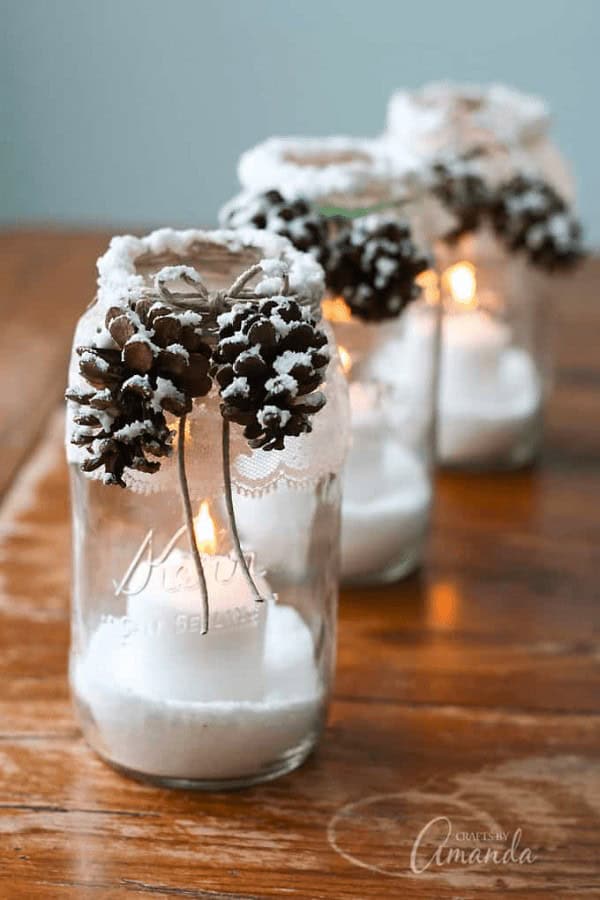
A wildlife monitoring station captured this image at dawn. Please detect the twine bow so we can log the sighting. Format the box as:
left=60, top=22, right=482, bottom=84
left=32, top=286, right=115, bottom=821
left=142, top=261, right=292, bottom=327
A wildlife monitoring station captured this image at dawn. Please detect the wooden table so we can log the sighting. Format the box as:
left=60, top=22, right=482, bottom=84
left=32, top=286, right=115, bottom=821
left=0, top=230, right=598, bottom=899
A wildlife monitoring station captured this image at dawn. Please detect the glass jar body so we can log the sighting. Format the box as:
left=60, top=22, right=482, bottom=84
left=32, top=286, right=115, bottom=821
left=70, top=395, right=346, bottom=790
left=329, top=298, right=440, bottom=584
left=435, top=232, right=551, bottom=469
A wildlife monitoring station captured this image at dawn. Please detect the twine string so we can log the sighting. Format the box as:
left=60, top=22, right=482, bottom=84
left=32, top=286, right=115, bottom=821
left=177, top=413, right=209, bottom=635
left=222, top=419, right=267, bottom=605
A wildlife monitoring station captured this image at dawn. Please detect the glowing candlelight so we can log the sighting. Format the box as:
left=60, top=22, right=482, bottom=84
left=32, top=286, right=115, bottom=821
left=415, top=268, right=440, bottom=305
left=194, top=500, right=217, bottom=554
left=322, top=296, right=352, bottom=322
left=443, top=261, right=477, bottom=308
left=433, top=260, right=540, bottom=464
left=338, top=345, right=352, bottom=374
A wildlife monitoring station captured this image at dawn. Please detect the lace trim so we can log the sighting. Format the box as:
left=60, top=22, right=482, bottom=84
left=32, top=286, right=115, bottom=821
left=66, top=322, right=350, bottom=499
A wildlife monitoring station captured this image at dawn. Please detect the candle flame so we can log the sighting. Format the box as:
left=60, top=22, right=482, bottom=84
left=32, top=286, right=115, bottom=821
left=415, top=268, right=440, bottom=305
left=170, top=416, right=191, bottom=444
left=338, top=344, right=352, bottom=374
left=443, top=261, right=477, bottom=308
left=322, top=296, right=353, bottom=322
left=194, top=501, right=217, bottom=555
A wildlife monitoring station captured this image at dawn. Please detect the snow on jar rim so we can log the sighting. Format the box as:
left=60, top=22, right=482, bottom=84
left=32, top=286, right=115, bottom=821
left=385, top=81, right=551, bottom=155
left=95, top=226, right=325, bottom=315
left=237, top=134, right=422, bottom=205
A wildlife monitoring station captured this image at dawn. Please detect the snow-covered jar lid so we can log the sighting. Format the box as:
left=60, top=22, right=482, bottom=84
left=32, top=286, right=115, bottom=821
left=66, top=227, right=350, bottom=498
left=385, top=82, right=575, bottom=202
left=237, top=135, right=422, bottom=208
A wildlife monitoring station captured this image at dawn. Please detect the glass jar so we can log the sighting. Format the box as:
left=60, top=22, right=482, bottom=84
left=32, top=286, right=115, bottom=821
left=233, top=136, right=440, bottom=584
left=434, top=230, right=549, bottom=468
left=384, top=83, right=579, bottom=468
left=67, top=228, right=349, bottom=789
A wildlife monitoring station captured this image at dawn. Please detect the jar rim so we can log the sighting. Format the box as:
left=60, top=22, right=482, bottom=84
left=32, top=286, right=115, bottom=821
left=96, top=227, right=325, bottom=314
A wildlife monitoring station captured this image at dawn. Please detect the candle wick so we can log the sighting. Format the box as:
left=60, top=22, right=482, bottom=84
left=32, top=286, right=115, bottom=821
left=222, top=419, right=266, bottom=605
left=177, top=413, right=210, bottom=634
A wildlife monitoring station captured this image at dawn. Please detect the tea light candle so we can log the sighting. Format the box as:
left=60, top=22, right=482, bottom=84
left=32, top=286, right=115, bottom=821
left=437, top=310, right=540, bottom=464
left=110, top=501, right=271, bottom=701
left=123, top=552, right=270, bottom=702
left=401, top=263, right=541, bottom=465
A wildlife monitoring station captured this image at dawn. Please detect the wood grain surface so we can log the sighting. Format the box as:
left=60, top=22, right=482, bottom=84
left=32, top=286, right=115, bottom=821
left=0, top=231, right=598, bottom=899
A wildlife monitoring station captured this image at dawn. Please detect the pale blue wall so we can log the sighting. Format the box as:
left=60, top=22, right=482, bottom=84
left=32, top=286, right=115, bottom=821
left=2, top=0, right=599, bottom=242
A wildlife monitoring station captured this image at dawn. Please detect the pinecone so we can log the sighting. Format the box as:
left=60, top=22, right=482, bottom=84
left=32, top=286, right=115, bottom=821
left=325, top=215, right=429, bottom=323
left=214, top=297, right=330, bottom=451
left=66, top=297, right=212, bottom=486
left=491, top=175, right=584, bottom=271
left=221, top=190, right=330, bottom=267
left=431, top=158, right=492, bottom=242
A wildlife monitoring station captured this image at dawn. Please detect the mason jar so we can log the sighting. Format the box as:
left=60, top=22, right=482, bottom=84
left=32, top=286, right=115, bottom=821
left=232, top=136, right=440, bottom=583
left=384, top=83, right=582, bottom=468
left=66, top=228, right=349, bottom=789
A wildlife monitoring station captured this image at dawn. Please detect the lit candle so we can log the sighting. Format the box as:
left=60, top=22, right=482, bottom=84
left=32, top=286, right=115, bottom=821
left=337, top=343, right=352, bottom=375
left=121, top=501, right=270, bottom=702
left=435, top=262, right=541, bottom=465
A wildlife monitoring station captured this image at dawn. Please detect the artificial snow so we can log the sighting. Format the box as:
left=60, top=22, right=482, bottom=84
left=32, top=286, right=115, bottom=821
left=273, top=351, right=312, bottom=375
left=151, top=377, right=186, bottom=414
left=265, top=373, right=298, bottom=398
left=257, top=406, right=292, bottom=429
left=221, top=377, right=250, bottom=400
left=154, top=265, right=205, bottom=291
left=237, top=135, right=417, bottom=201
left=72, top=602, right=324, bottom=782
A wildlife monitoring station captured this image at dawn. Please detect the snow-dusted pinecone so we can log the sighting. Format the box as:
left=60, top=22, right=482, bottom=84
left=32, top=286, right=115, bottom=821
left=214, top=297, right=329, bottom=451
left=431, top=158, right=492, bottom=242
left=222, top=190, right=330, bottom=267
left=66, top=298, right=212, bottom=486
left=325, top=215, right=429, bottom=322
left=492, top=175, right=584, bottom=271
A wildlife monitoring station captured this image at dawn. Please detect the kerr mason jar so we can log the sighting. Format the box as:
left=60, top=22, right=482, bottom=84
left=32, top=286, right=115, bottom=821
left=67, top=228, right=349, bottom=789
